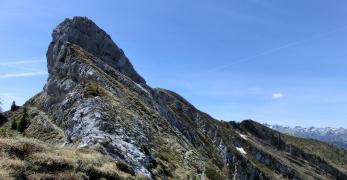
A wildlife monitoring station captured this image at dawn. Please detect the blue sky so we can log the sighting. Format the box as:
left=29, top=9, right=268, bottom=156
left=1, top=0, right=347, bottom=127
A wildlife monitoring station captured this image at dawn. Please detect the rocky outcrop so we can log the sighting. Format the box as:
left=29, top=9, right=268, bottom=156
left=47, top=16, right=145, bottom=84
left=43, top=43, right=152, bottom=176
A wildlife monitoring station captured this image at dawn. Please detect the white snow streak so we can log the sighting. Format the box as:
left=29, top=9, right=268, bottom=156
left=236, top=147, right=247, bottom=155
left=239, top=133, right=248, bottom=140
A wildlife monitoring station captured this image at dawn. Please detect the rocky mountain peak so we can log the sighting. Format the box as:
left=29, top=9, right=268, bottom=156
left=2, top=17, right=346, bottom=179
left=46, top=16, right=145, bottom=84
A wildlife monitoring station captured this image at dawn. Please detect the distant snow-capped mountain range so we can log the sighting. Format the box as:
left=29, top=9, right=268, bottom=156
left=265, top=124, right=347, bottom=149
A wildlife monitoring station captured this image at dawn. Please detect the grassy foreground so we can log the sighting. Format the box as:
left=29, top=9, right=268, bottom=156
left=0, top=128, right=138, bottom=180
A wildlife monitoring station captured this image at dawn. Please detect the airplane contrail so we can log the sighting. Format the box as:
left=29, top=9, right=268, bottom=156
left=208, top=26, right=347, bottom=72
left=0, top=71, right=47, bottom=78
left=0, top=60, right=44, bottom=66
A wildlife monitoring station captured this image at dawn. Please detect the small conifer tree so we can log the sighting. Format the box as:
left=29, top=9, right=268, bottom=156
left=0, top=99, right=6, bottom=124
left=11, top=101, right=19, bottom=111
left=11, top=120, right=17, bottom=130
left=17, top=107, right=29, bottom=133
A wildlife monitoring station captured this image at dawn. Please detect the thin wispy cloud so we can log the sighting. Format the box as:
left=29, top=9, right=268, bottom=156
left=208, top=25, right=347, bottom=72
left=0, top=60, right=45, bottom=66
left=272, top=92, right=283, bottom=99
left=0, top=71, right=47, bottom=78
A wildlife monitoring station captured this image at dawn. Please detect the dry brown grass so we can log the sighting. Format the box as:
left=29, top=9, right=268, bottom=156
left=0, top=136, right=134, bottom=179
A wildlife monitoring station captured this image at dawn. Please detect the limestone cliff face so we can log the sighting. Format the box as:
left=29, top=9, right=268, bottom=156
left=20, top=17, right=347, bottom=179
left=47, top=16, right=145, bottom=84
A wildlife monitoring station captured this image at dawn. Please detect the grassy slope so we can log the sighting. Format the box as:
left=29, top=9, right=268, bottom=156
left=0, top=130, right=135, bottom=179
left=0, top=107, right=137, bottom=180
left=240, top=120, right=347, bottom=179
left=158, top=88, right=347, bottom=179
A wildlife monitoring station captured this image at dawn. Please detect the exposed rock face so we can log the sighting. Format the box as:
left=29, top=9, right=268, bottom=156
left=47, top=16, right=145, bottom=84
left=43, top=43, right=151, bottom=175
left=15, top=16, right=347, bottom=179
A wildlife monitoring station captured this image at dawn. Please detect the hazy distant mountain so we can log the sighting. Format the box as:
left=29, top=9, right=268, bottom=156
left=265, top=124, right=347, bottom=149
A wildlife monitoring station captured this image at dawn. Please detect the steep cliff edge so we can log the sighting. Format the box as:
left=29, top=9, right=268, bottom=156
left=1, top=17, right=347, bottom=180
left=47, top=16, right=145, bottom=84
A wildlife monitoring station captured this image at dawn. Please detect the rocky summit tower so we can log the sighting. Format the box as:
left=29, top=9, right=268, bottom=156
left=47, top=16, right=145, bottom=84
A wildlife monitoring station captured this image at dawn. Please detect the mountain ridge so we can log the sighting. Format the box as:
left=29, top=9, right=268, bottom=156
left=0, top=16, right=347, bottom=179
left=265, top=123, right=347, bottom=149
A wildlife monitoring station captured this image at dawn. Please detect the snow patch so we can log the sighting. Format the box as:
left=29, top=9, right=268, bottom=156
left=87, top=70, right=94, bottom=76
left=135, top=83, right=149, bottom=94
left=239, top=133, right=247, bottom=140
left=236, top=147, right=247, bottom=155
